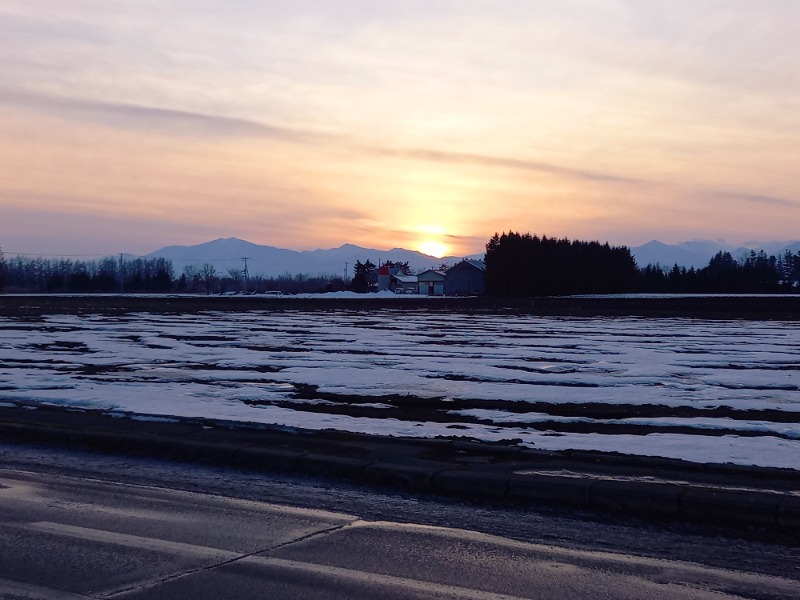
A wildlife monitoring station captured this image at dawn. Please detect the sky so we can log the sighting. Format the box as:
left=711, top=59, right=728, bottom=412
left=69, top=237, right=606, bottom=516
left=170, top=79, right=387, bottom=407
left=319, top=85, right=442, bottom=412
left=1, top=1, right=799, bottom=259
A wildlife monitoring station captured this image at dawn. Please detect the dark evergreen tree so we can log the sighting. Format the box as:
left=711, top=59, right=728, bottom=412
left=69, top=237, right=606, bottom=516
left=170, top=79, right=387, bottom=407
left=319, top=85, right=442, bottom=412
left=637, top=248, right=797, bottom=293
left=484, top=232, right=638, bottom=297
left=351, top=260, right=377, bottom=293
left=381, top=260, right=412, bottom=275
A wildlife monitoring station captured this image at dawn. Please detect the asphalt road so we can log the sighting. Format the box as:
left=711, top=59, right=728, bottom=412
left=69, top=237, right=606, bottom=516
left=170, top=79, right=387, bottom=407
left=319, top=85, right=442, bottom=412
left=1, top=442, right=799, bottom=599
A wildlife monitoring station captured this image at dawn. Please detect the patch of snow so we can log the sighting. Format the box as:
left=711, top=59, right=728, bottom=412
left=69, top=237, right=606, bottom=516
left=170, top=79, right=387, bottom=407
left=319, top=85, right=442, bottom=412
left=130, top=415, right=181, bottom=423
left=2, top=311, right=799, bottom=469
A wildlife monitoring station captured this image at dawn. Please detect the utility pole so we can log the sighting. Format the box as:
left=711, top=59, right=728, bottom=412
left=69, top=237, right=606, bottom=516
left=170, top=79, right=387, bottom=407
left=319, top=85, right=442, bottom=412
left=344, top=262, right=348, bottom=282
left=241, top=257, right=250, bottom=292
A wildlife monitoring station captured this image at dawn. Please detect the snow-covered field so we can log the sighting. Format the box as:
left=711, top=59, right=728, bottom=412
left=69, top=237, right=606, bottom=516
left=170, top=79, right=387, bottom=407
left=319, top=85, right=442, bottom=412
left=1, top=310, right=798, bottom=469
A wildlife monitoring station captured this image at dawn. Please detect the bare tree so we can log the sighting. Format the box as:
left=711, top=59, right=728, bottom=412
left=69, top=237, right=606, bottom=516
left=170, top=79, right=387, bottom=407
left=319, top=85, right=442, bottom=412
left=200, top=263, right=218, bottom=295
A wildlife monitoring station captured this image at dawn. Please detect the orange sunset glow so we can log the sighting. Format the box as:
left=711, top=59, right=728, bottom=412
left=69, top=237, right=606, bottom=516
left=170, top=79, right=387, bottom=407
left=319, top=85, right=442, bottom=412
left=1, top=2, right=799, bottom=258
left=418, top=241, right=449, bottom=259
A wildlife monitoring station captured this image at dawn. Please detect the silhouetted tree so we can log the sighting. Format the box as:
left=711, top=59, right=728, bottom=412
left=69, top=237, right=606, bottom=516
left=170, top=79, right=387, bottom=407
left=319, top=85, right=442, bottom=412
left=200, top=263, right=218, bottom=295
left=351, top=260, right=377, bottom=293
left=381, top=260, right=412, bottom=275
left=485, top=232, right=637, bottom=297
left=150, top=268, right=173, bottom=292
left=636, top=248, right=798, bottom=293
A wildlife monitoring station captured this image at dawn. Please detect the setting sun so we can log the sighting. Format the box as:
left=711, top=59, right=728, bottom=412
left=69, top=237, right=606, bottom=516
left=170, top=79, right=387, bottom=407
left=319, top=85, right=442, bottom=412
left=419, top=240, right=449, bottom=258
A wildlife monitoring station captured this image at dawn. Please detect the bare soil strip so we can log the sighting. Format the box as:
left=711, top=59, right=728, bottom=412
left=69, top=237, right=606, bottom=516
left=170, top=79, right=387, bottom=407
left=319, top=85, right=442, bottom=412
left=2, top=294, right=800, bottom=319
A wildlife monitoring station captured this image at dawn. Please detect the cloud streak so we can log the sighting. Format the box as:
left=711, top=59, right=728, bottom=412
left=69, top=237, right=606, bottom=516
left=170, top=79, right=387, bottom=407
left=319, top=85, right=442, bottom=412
left=739, top=194, right=798, bottom=208
left=369, top=147, right=645, bottom=185
left=0, top=88, right=337, bottom=143
left=0, top=89, right=645, bottom=187
left=717, top=192, right=799, bottom=208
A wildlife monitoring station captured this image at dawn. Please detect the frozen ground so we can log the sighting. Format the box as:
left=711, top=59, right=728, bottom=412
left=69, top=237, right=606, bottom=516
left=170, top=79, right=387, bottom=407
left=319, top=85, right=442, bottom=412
left=1, top=310, right=798, bottom=469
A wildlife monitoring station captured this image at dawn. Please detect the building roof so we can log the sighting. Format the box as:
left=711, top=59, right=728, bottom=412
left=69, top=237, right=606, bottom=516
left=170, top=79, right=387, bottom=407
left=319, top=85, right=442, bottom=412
left=394, top=274, right=418, bottom=283
left=449, top=259, right=486, bottom=271
left=417, top=269, right=446, bottom=279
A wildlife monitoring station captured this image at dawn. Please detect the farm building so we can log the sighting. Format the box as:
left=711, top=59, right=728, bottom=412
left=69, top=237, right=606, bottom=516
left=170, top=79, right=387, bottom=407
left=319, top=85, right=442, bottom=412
left=444, top=259, right=486, bottom=295
left=417, top=269, right=446, bottom=296
left=393, top=274, right=419, bottom=293
left=377, top=264, right=403, bottom=292
left=378, top=264, right=419, bottom=293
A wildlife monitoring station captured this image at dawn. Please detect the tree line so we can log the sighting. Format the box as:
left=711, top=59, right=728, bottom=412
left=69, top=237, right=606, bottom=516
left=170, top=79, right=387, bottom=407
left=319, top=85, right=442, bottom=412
left=0, top=252, right=173, bottom=293
left=0, top=250, right=349, bottom=295
left=484, top=233, right=800, bottom=296
left=177, top=263, right=348, bottom=295
left=639, top=250, right=800, bottom=293
left=3, top=241, right=799, bottom=296
left=0, top=251, right=410, bottom=296
left=484, top=232, right=638, bottom=296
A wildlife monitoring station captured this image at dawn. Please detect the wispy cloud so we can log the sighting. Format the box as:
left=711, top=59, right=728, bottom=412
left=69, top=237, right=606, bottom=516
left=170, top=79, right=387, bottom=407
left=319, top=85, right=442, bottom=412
left=0, top=88, right=647, bottom=187
left=718, top=192, right=798, bottom=208
left=0, top=88, right=336, bottom=143
left=368, top=147, right=645, bottom=185
left=741, top=194, right=798, bottom=208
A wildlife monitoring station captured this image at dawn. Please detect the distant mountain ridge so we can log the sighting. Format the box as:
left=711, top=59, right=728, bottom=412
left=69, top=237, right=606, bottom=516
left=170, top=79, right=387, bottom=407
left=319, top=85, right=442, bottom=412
left=144, top=237, right=800, bottom=277
left=629, top=240, right=800, bottom=269
left=145, top=238, right=483, bottom=278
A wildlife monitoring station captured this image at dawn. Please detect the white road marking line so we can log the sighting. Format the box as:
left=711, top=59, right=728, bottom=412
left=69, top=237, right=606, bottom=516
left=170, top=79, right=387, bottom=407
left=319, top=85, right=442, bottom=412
left=21, top=522, right=527, bottom=599
left=242, top=556, right=533, bottom=600
left=0, top=577, right=90, bottom=600
left=0, top=471, right=358, bottom=525
left=25, top=522, right=241, bottom=561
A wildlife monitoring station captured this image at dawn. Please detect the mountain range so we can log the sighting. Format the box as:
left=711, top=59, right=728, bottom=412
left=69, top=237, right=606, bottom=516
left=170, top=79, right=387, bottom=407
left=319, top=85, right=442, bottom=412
left=145, top=238, right=483, bottom=279
left=631, top=240, right=800, bottom=269
left=145, top=237, right=800, bottom=278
